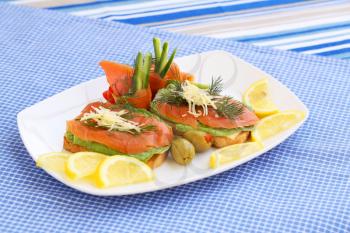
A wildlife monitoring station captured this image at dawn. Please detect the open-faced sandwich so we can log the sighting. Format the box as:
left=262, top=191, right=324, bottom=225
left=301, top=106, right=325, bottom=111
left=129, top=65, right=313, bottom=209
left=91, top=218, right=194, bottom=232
left=64, top=101, right=173, bottom=168
left=151, top=78, right=259, bottom=150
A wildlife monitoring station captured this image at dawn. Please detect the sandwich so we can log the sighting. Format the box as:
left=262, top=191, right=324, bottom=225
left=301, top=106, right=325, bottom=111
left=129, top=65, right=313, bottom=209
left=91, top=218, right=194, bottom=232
left=64, top=102, right=173, bottom=168
left=150, top=78, right=259, bottom=148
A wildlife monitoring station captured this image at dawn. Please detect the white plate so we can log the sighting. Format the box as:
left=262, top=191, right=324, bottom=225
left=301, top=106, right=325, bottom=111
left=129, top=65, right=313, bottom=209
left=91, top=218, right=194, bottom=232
left=17, top=50, right=309, bottom=196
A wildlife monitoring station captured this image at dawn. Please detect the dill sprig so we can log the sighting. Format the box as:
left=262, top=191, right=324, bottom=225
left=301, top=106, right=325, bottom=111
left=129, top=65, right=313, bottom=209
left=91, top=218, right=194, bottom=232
left=208, top=76, right=224, bottom=95
left=153, top=78, right=244, bottom=120
left=214, top=96, right=244, bottom=119
left=154, top=80, right=187, bottom=106
left=207, top=77, right=243, bottom=119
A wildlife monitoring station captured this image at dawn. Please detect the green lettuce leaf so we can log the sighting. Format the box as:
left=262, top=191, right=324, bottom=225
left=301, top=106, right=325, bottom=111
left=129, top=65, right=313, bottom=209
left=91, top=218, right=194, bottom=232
left=65, top=131, right=169, bottom=162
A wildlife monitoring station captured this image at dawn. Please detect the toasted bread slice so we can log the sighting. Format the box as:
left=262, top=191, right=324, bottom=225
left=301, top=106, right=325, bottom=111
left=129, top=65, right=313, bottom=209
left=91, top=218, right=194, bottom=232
left=63, top=137, right=167, bottom=169
left=165, top=120, right=250, bottom=148
left=213, top=131, right=250, bottom=148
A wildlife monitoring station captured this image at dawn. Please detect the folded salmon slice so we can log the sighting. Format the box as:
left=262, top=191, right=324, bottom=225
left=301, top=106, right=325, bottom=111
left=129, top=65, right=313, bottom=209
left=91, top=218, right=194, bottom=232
left=156, top=102, right=198, bottom=128
left=197, top=107, right=259, bottom=129
left=100, top=61, right=133, bottom=96
left=156, top=102, right=258, bottom=129
left=67, top=102, right=173, bottom=154
left=100, top=60, right=152, bottom=109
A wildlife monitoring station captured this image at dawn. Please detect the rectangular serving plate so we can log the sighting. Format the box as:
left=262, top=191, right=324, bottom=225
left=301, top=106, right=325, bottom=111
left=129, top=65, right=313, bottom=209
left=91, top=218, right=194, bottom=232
left=17, top=50, right=309, bottom=196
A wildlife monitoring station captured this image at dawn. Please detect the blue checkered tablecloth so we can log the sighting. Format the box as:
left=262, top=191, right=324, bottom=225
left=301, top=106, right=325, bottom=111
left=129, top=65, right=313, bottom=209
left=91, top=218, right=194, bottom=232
left=1, top=3, right=350, bottom=233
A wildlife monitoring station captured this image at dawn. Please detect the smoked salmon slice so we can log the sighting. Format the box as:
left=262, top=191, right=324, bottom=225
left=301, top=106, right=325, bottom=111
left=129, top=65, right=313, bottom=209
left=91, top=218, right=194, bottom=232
left=100, top=52, right=152, bottom=109
left=67, top=102, right=173, bottom=154
left=156, top=102, right=198, bottom=128
left=100, top=61, right=133, bottom=97
left=197, top=107, right=259, bottom=129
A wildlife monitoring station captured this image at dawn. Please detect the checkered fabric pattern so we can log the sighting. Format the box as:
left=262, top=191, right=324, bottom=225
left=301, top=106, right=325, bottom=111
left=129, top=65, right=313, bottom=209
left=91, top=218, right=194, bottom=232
left=1, top=3, right=350, bottom=233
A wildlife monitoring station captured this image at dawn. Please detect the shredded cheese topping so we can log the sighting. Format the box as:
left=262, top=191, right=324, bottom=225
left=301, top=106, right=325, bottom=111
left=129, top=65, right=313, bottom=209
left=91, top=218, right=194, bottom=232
left=80, top=106, right=142, bottom=133
left=181, top=81, right=216, bottom=117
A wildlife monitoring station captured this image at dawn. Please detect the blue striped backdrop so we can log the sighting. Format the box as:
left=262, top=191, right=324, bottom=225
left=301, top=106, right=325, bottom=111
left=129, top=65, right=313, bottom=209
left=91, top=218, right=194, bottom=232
left=10, top=0, right=350, bottom=59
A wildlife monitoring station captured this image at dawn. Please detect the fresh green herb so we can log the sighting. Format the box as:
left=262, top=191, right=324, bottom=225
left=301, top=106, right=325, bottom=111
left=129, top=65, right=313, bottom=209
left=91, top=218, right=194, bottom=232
left=152, top=77, right=244, bottom=120
left=208, top=76, right=223, bottom=95
left=214, top=96, right=244, bottom=119
left=140, top=124, right=157, bottom=132
left=131, top=52, right=152, bottom=93
left=160, top=48, right=176, bottom=78
left=143, top=52, right=152, bottom=88
left=158, top=42, right=168, bottom=73
left=152, top=37, right=177, bottom=78
left=166, top=80, right=183, bottom=91
left=153, top=38, right=161, bottom=70
left=153, top=80, right=187, bottom=106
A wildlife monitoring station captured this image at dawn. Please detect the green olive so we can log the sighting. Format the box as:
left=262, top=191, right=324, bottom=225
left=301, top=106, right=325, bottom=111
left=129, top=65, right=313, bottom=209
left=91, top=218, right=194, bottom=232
left=171, top=137, right=195, bottom=165
left=183, top=130, right=213, bottom=152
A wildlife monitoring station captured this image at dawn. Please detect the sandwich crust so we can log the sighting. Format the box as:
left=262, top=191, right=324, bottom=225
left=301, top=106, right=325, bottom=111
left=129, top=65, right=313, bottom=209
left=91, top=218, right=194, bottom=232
left=213, top=131, right=250, bottom=148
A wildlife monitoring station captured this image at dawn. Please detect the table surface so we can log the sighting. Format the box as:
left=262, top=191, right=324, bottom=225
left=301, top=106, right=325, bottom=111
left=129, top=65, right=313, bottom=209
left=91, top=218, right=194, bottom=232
left=1, top=3, right=350, bottom=233
left=10, top=0, right=350, bottom=60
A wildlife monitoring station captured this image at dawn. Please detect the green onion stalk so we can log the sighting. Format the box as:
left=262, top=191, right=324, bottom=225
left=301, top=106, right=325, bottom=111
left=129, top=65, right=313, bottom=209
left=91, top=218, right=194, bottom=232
left=152, top=37, right=177, bottom=79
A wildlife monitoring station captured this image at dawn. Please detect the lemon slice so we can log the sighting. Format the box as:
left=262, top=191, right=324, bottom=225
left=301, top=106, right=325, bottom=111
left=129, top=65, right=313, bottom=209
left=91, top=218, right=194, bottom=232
left=210, top=142, right=263, bottom=168
left=243, top=79, right=279, bottom=117
left=251, top=110, right=305, bottom=142
left=36, top=152, right=70, bottom=173
left=96, top=155, right=154, bottom=188
left=66, top=152, right=106, bottom=180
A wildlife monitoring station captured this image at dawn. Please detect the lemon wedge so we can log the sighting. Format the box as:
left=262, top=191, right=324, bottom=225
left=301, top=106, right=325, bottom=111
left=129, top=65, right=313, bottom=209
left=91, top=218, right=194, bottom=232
left=251, top=110, right=305, bottom=142
left=36, top=152, right=70, bottom=173
left=243, top=79, right=279, bottom=118
left=96, top=155, right=154, bottom=188
left=210, top=142, right=263, bottom=168
left=66, top=152, right=106, bottom=180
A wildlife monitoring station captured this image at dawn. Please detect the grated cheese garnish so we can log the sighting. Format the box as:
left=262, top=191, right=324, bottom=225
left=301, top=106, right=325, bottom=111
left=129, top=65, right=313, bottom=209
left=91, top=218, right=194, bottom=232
left=181, top=81, right=216, bottom=117
left=80, top=106, right=142, bottom=133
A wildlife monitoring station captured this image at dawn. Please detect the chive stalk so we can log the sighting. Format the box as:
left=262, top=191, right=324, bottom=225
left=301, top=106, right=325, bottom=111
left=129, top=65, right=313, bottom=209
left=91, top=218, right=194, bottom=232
left=131, top=52, right=152, bottom=92
left=151, top=37, right=177, bottom=79
left=143, top=52, right=152, bottom=89
left=159, top=48, right=176, bottom=78
left=132, top=52, right=144, bottom=92
left=158, top=42, right=168, bottom=75
left=153, top=38, right=161, bottom=72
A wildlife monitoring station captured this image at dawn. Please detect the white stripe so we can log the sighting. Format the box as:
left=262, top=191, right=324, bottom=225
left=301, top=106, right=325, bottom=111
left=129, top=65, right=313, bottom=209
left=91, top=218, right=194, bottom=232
left=202, top=15, right=350, bottom=38
left=72, top=0, right=262, bottom=18
left=304, top=44, right=350, bottom=54
left=12, top=0, right=45, bottom=4
left=255, top=28, right=350, bottom=46
left=167, top=3, right=350, bottom=35
left=73, top=0, right=226, bottom=16
left=149, top=0, right=340, bottom=29
left=274, top=34, right=350, bottom=50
